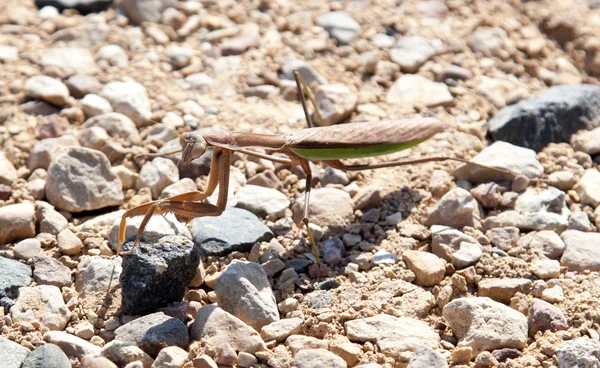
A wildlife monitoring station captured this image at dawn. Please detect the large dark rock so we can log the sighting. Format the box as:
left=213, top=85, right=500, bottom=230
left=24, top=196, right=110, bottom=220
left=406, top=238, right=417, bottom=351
left=120, top=235, right=200, bottom=315
left=190, top=207, right=274, bottom=258
left=35, top=0, right=112, bottom=14
left=0, top=256, right=32, bottom=312
left=489, top=84, right=600, bottom=152
left=0, top=336, right=30, bottom=368
left=22, top=344, right=70, bottom=368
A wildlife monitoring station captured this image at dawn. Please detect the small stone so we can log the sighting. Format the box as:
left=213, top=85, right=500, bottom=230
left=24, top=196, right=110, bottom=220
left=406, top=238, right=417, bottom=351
left=352, top=185, right=382, bottom=210
left=96, top=44, right=129, bottom=67
left=81, top=355, right=118, bottom=368
left=0, top=152, right=17, bottom=186
left=424, top=188, right=477, bottom=229
left=193, top=355, right=218, bottom=368
left=29, top=135, right=81, bottom=171
left=568, top=211, right=593, bottom=232
left=452, top=242, right=483, bottom=269
left=469, top=27, right=508, bottom=57
left=282, top=59, right=328, bottom=86
left=118, top=0, right=176, bottom=24
left=22, top=343, right=70, bottom=368
left=151, top=346, right=188, bottom=368
left=322, top=168, right=350, bottom=186
left=66, top=74, right=103, bottom=99
left=428, top=170, right=453, bottom=197
left=286, top=335, right=329, bottom=355
left=528, top=298, right=568, bottom=336
left=44, top=331, right=101, bottom=358
left=25, top=75, right=69, bottom=106
left=41, top=47, right=96, bottom=71
left=220, top=31, right=260, bottom=56
left=556, top=338, right=600, bottom=368
left=387, top=74, right=453, bottom=108
left=329, top=335, right=361, bottom=366
left=100, top=341, right=153, bottom=367
left=407, top=346, right=448, bottom=368
left=531, top=259, right=560, bottom=279
left=440, top=65, right=473, bottom=82
left=13, top=238, right=41, bottom=260
left=235, top=185, right=290, bottom=219
left=0, top=336, right=31, bottom=368
left=260, top=318, right=303, bottom=342
left=32, top=255, right=72, bottom=287
left=167, top=45, right=195, bottom=69
left=477, top=278, right=532, bottom=304
left=486, top=227, right=519, bottom=251
left=373, top=249, right=397, bottom=265
left=442, top=297, right=527, bottom=354
left=0, top=202, right=36, bottom=244
left=74, top=321, right=95, bottom=340
left=215, top=260, right=279, bottom=330
left=82, top=94, right=113, bottom=117
left=190, top=305, right=266, bottom=354
left=471, top=182, right=502, bottom=209
left=294, top=349, right=347, bottom=368
left=57, top=229, right=83, bottom=255
left=11, top=285, right=71, bottom=330
left=313, top=84, right=357, bottom=126
left=137, top=157, right=179, bottom=199
left=574, top=169, right=600, bottom=207
left=112, top=165, right=139, bottom=190
left=82, top=113, right=141, bottom=143
left=518, top=230, right=565, bottom=259
left=560, top=230, right=600, bottom=271
left=316, top=11, right=360, bottom=44
left=391, top=36, right=443, bottom=72
left=76, top=256, right=122, bottom=310
left=100, top=81, right=151, bottom=126
left=0, top=45, right=18, bottom=62
left=402, top=250, right=445, bottom=286
left=292, top=187, right=354, bottom=236
left=237, top=352, right=258, bottom=368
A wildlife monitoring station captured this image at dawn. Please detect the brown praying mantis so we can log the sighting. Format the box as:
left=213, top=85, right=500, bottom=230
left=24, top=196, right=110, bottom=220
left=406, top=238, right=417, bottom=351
left=117, top=70, right=526, bottom=264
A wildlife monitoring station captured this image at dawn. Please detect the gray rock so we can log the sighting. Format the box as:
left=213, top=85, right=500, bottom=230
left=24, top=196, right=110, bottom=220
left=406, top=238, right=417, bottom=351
left=185, top=73, right=213, bottom=90
left=11, top=285, right=71, bottom=330
left=235, top=185, right=290, bottom=219
left=215, top=260, right=279, bottom=330
left=407, top=346, right=448, bottom=368
left=442, top=297, right=527, bottom=354
left=313, top=84, right=357, bottom=125
left=321, top=168, right=349, bottom=186
left=0, top=256, right=32, bottom=311
left=515, top=187, right=566, bottom=214
left=46, top=147, right=124, bottom=212
left=431, top=225, right=479, bottom=263
left=485, top=211, right=568, bottom=232
left=109, top=213, right=191, bottom=250
left=489, top=84, right=600, bottom=152
left=32, top=255, right=72, bottom=287
left=0, top=202, right=36, bottom=244
left=22, top=343, right=70, bottom=368
left=387, top=74, right=453, bottom=108
left=96, top=44, right=128, bottom=67
left=454, top=141, right=543, bottom=182
left=120, top=235, right=199, bottom=315
left=316, top=11, right=360, bottom=44
left=424, top=188, right=477, bottom=229
left=304, top=290, right=335, bottom=309
left=0, top=336, right=31, bottom=368
left=190, top=207, right=273, bottom=257
left=391, top=36, right=443, bottom=73
left=292, top=187, right=353, bottom=237
left=560, top=230, right=600, bottom=272
left=568, top=211, right=593, bottom=232
left=114, top=312, right=188, bottom=357
left=100, top=340, right=153, bottom=367
left=294, top=349, right=347, bottom=368
left=28, top=135, right=81, bottom=171
left=322, top=237, right=345, bottom=265
left=136, top=157, right=179, bottom=199
left=556, top=338, right=600, bottom=368
left=117, top=0, right=176, bottom=24
left=43, top=331, right=101, bottom=358
left=373, top=249, right=397, bottom=265
left=190, top=305, right=266, bottom=354
left=66, top=74, right=103, bottom=98
left=468, top=27, right=508, bottom=57
left=40, top=47, right=96, bottom=72
left=24, top=75, right=69, bottom=107
left=82, top=112, right=141, bottom=143
left=167, top=45, right=195, bottom=69
left=75, top=256, right=122, bottom=310
left=100, top=81, right=151, bottom=126
left=282, top=59, right=328, bottom=85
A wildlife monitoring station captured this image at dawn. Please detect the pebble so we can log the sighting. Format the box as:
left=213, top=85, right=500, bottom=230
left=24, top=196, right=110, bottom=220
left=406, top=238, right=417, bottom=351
left=28, top=135, right=81, bottom=171
left=292, top=188, right=354, bottom=236
left=40, top=47, right=96, bottom=72
left=387, top=74, right=454, bottom=108
left=0, top=336, right=31, bottom=368
left=81, top=355, right=118, bottom=368
left=152, top=346, right=188, bottom=368
left=313, top=84, right=357, bottom=125
left=190, top=305, right=266, bottom=354
left=158, top=178, right=195, bottom=199
left=120, top=236, right=199, bottom=315
left=492, top=348, right=522, bottom=363
left=477, top=278, right=532, bottom=304
left=316, top=11, right=360, bottom=44
left=530, top=259, right=560, bottom=279
left=407, top=346, right=448, bottom=368
left=35, top=114, right=70, bottom=140
left=185, top=73, right=213, bottom=90
left=74, top=321, right=95, bottom=340
left=286, top=335, right=328, bottom=355
left=44, top=331, right=101, bottom=358
left=57, top=228, right=83, bottom=255
left=235, top=185, right=290, bottom=219
left=304, top=290, right=335, bottom=309
left=215, top=260, right=279, bottom=330
left=440, top=65, right=473, bottom=82
left=486, top=227, right=519, bottom=251
left=0, top=183, right=11, bottom=200
left=528, top=298, right=568, bottom=336
left=75, top=256, right=122, bottom=310
left=114, top=312, right=188, bottom=357
left=99, top=81, right=152, bottom=126
left=82, top=94, right=113, bottom=117
left=100, top=340, right=153, bottom=367
left=13, top=238, right=41, bottom=260
left=486, top=210, right=569, bottom=233
left=424, top=188, right=477, bottom=229
left=82, top=112, right=141, bottom=143
left=322, top=237, right=345, bottom=265
left=22, top=343, right=70, bottom=368
left=490, top=84, right=600, bottom=151
left=0, top=256, right=32, bottom=310
left=96, top=44, right=129, bottom=67
left=136, top=157, right=179, bottom=199
left=261, top=318, right=303, bottom=342
left=282, top=59, right=328, bottom=85
left=192, top=355, right=218, bottom=368
left=46, top=147, right=124, bottom=212
left=0, top=202, right=36, bottom=244
left=24, top=75, right=69, bottom=106
left=11, top=285, right=71, bottom=330
left=560, top=230, right=600, bottom=271
left=574, top=169, right=600, bottom=207
left=322, top=168, right=350, bottom=186
left=26, top=178, right=46, bottom=200
left=373, top=249, right=397, bottom=265
left=118, top=0, right=175, bottom=23
left=515, top=187, right=566, bottom=214
left=431, top=226, right=479, bottom=265
left=402, top=250, right=445, bottom=286
left=0, top=152, right=17, bottom=186
left=468, top=27, right=509, bottom=57
left=555, top=338, right=600, bottom=368
left=328, top=336, right=361, bottom=366
left=191, top=207, right=274, bottom=257
left=32, top=254, right=72, bottom=287
left=237, top=351, right=258, bottom=368
left=572, top=126, right=600, bottom=155
left=0, top=45, right=18, bottom=62
left=294, top=349, right=347, bottom=368
left=442, top=297, right=527, bottom=354
left=568, top=211, right=593, bottom=232
left=391, top=36, right=443, bottom=72
left=66, top=74, right=103, bottom=98
left=352, top=185, right=383, bottom=211
left=166, top=45, right=195, bottom=69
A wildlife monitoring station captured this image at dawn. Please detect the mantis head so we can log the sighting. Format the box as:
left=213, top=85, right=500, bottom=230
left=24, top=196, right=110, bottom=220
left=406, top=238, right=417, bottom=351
left=180, top=131, right=207, bottom=164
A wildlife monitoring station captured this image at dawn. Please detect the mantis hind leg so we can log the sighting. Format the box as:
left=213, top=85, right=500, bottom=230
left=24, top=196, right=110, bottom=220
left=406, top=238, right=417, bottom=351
left=299, top=159, right=321, bottom=265
left=293, top=70, right=324, bottom=128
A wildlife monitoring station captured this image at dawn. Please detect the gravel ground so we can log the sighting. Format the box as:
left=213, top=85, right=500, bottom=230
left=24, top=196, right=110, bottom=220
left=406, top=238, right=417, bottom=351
left=2, top=0, right=600, bottom=367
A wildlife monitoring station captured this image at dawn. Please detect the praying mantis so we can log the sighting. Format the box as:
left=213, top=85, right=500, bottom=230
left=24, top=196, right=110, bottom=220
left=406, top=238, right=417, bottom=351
left=117, top=70, right=524, bottom=264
